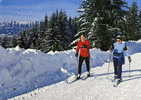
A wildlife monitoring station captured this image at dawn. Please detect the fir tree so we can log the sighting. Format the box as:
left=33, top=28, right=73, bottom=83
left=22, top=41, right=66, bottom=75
left=77, top=0, right=127, bottom=50
left=39, top=11, right=72, bottom=52
left=138, top=11, right=141, bottom=39
left=126, top=2, right=140, bottom=40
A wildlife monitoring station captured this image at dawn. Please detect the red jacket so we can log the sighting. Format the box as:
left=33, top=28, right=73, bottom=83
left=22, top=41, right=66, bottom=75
left=76, top=40, right=91, bottom=57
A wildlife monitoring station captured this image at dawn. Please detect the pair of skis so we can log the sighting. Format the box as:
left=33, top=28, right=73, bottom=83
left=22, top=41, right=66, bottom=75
left=66, top=74, right=92, bottom=84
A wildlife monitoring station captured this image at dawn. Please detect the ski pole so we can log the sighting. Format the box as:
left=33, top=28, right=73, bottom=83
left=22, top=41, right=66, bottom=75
left=108, top=62, right=110, bottom=73
left=106, top=53, right=112, bottom=79
left=76, top=51, right=80, bottom=76
left=128, top=56, right=131, bottom=77
left=129, top=61, right=131, bottom=77
left=107, top=52, right=112, bottom=73
left=107, top=59, right=110, bottom=74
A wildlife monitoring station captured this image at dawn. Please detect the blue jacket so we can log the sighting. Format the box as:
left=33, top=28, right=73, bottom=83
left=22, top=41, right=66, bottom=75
left=113, top=42, right=127, bottom=65
left=113, top=42, right=126, bottom=53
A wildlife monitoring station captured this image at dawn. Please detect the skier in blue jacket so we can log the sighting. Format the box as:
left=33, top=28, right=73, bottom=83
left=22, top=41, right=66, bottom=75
left=112, top=35, right=131, bottom=84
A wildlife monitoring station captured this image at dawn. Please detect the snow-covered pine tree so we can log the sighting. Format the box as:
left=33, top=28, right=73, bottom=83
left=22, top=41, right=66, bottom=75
left=68, top=17, right=79, bottom=42
left=18, top=21, right=39, bottom=49
left=57, top=11, right=71, bottom=50
left=15, top=10, right=78, bottom=52
left=40, top=11, right=71, bottom=52
left=138, top=11, right=141, bottom=39
left=76, top=0, right=96, bottom=38
left=126, top=2, right=140, bottom=40
left=40, top=16, right=49, bottom=32
left=76, top=0, right=127, bottom=50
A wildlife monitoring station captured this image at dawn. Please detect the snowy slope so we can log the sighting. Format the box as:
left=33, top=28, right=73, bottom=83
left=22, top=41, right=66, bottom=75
left=9, top=53, right=141, bottom=100
left=0, top=47, right=111, bottom=100
left=0, top=41, right=141, bottom=100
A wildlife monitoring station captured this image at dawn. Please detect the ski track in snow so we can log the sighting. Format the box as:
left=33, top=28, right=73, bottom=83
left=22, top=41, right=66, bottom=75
left=0, top=41, right=141, bottom=100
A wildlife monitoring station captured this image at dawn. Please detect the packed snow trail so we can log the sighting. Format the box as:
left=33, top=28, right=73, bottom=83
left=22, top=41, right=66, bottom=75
left=9, top=53, right=141, bottom=100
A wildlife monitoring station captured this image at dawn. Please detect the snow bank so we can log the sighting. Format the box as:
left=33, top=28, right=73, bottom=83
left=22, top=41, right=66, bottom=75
left=0, top=48, right=110, bottom=100
left=9, top=50, right=141, bottom=100
left=0, top=41, right=141, bottom=100
left=127, top=41, right=141, bottom=55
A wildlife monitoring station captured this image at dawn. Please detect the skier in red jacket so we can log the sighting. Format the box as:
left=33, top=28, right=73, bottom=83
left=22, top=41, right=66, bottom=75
left=75, top=35, right=91, bottom=79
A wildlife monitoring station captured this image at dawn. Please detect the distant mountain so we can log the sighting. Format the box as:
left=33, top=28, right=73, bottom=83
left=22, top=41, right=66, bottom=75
left=0, top=21, right=33, bottom=34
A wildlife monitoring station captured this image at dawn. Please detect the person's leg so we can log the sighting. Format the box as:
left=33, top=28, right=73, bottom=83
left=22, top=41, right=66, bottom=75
left=85, top=57, right=90, bottom=76
left=117, top=57, right=123, bottom=81
left=115, top=64, right=122, bottom=83
left=118, top=65, right=122, bottom=81
left=78, top=56, right=84, bottom=78
left=113, top=58, right=118, bottom=79
left=117, top=55, right=124, bottom=81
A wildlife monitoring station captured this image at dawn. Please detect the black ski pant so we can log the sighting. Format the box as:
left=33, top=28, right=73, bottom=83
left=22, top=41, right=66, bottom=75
left=113, top=58, right=122, bottom=80
left=78, top=56, right=90, bottom=75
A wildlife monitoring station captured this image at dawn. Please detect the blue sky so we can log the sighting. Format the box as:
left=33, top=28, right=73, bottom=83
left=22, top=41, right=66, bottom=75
left=0, top=0, right=140, bottom=22
left=0, top=0, right=81, bottom=22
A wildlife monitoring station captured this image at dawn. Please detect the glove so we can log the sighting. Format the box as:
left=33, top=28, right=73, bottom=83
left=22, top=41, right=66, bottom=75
left=75, top=53, right=78, bottom=57
left=82, top=44, right=87, bottom=48
left=128, top=56, right=131, bottom=63
left=124, top=46, right=128, bottom=51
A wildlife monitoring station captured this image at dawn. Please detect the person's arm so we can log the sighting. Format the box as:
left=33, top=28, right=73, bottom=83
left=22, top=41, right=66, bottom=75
left=128, top=56, right=131, bottom=63
left=109, top=43, right=114, bottom=53
left=91, top=40, right=95, bottom=48
left=110, top=44, right=114, bottom=50
left=81, top=40, right=91, bottom=48
left=87, top=40, right=91, bottom=49
left=75, top=42, right=80, bottom=57
left=124, top=42, right=128, bottom=51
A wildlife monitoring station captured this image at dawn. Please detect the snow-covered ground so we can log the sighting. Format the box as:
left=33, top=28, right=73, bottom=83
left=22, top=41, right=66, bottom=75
left=0, top=41, right=141, bottom=100
left=10, top=53, right=141, bottom=100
